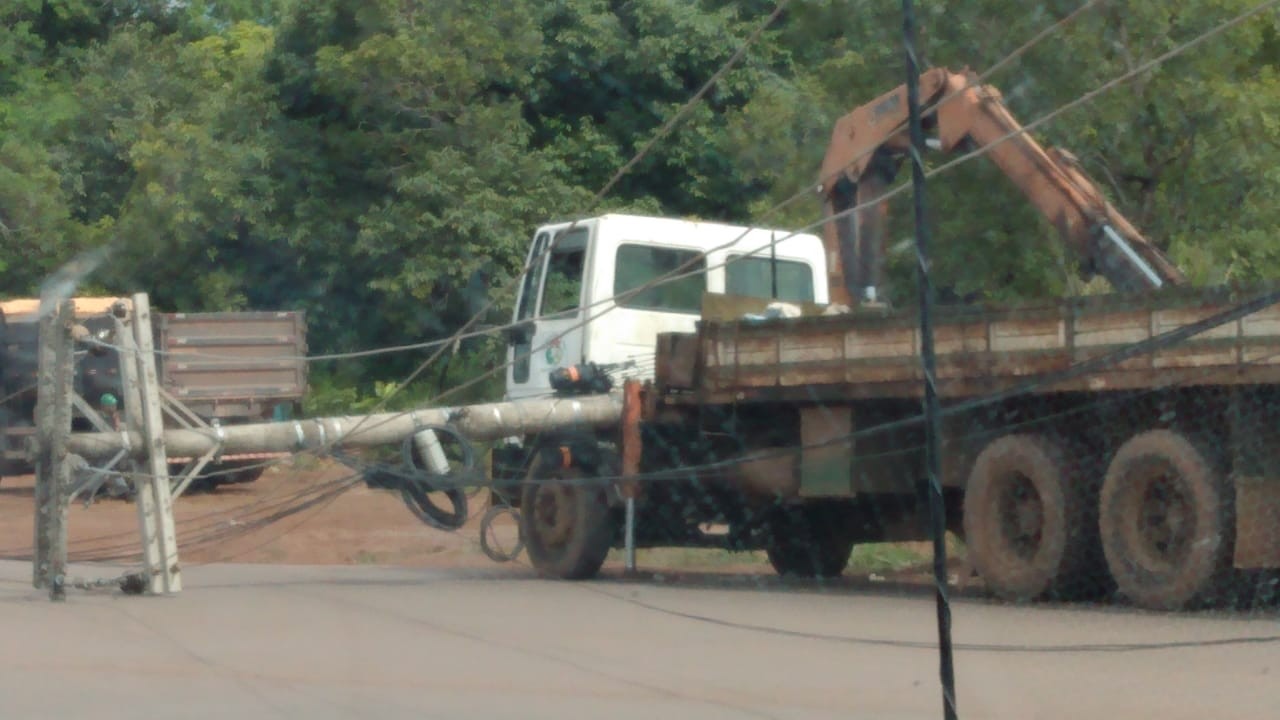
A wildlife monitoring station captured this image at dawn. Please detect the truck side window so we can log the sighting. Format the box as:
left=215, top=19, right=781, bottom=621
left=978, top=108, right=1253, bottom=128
left=614, top=244, right=705, bottom=314
left=541, top=244, right=586, bottom=316
left=726, top=255, right=815, bottom=303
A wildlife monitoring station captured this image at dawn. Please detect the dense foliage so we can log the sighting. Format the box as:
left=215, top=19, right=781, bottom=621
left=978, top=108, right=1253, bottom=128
left=3, top=0, right=1278, bottom=404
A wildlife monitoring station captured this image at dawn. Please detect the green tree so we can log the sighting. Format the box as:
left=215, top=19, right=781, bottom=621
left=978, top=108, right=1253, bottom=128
left=4, top=0, right=1280, bottom=402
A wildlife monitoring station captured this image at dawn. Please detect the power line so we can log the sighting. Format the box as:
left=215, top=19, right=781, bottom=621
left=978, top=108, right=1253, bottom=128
left=70, top=289, right=1280, bottom=507
left=54, top=0, right=1249, bottom=511
left=30, top=292, right=1280, bottom=583
left=26, top=0, right=1260, bottom=582
left=66, top=0, right=1102, bottom=368
left=282, top=0, right=797, bottom=463
left=406, top=0, right=1272, bottom=416
left=579, top=586, right=1280, bottom=654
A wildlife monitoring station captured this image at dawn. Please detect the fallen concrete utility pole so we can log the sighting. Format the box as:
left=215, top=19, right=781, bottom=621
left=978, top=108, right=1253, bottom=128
left=33, top=292, right=626, bottom=600
left=65, top=394, right=624, bottom=461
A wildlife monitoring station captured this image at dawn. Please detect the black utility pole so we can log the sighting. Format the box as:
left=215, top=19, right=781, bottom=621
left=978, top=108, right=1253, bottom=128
left=902, top=2, right=958, bottom=718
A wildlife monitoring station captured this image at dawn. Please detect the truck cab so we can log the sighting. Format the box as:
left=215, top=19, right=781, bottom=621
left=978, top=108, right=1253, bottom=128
left=504, top=213, right=828, bottom=401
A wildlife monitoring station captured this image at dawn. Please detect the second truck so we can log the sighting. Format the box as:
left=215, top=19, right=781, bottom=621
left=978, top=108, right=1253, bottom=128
left=1, top=297, right=308, bottom=488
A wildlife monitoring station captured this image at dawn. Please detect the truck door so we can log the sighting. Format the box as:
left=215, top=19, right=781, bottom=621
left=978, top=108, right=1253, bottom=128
left=506, top=224, right=591, bottom=401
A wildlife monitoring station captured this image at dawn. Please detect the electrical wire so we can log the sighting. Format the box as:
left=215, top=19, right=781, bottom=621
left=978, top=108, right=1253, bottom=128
left=59, top=275, right=1280, bottom=515
left=57, top=0, right=1110, bottom=494
left=24, top=0, right=1262, bottom=581
left=576, top=586, right=1280, bottom=654
left=44, top=277, right=1280, bottom=567
left=30, top=0, right=803, bottom=513
left=413, top=473, right=1280, bottom=655
left=64, top=0, right=1103, bottom=367
left=383, top=0, right=1274, bottom=422
left=481, top=289, right=1280, bottom=490
left=58, top=292, right=1280, bottom=509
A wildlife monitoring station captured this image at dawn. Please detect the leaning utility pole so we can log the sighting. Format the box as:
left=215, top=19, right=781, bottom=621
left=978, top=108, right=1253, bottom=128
left=128, top=294, right=182, bottom=594
left=30, top=293, right=186, bottom=597
left=37, top=292, right=622, bottom=597
left=32, top=298, right=75, bottom=600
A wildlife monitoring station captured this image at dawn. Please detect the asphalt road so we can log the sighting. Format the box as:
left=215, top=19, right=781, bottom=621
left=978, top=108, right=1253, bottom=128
left=1, top=561, right=1277, bottom=720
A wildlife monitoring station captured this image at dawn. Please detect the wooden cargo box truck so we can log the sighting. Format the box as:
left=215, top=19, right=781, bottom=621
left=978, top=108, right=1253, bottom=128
left=0, top=297, right=308, bottom=486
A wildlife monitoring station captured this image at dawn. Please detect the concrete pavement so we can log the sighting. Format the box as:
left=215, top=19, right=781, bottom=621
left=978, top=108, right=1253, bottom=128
left=1, top=561, right=1276, bottom=719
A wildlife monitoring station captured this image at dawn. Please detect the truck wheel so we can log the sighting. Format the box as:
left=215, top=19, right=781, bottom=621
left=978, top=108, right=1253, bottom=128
left=1099, top=429, right=1234, bottom=611
left=963, top=434, right=1105, bottom=602
left=765, top=505, right=855, bottom=579
left=520, top=464, right=614, bottom=580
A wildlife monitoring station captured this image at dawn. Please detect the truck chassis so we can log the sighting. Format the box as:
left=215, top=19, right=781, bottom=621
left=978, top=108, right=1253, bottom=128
left=506, top=284, right=1280, bottom=612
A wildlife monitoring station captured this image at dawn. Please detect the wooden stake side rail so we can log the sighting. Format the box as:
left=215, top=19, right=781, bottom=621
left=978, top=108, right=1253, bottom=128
left=673, top=286, right=1280, bottom=402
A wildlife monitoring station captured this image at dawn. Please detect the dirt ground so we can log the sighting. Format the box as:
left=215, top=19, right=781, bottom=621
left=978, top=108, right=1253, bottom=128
left=0, top=458, right=971, bottom=586
left=0, top=460, right=500, bottom=567
left=0, top=459, right=788, bottom=576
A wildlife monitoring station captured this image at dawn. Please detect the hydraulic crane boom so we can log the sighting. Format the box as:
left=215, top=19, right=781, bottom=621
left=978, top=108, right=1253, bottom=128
left=818, top=67, right=1187, bottom=307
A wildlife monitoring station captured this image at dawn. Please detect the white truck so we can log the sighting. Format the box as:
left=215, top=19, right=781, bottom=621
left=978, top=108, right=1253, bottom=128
left=488, top=213, right=828, bottom=511
left=502, top=213, right=829, bottom=401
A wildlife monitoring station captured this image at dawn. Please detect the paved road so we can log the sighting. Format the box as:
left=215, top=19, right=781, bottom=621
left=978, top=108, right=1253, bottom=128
left=1, top=561, right=1277, bottom=720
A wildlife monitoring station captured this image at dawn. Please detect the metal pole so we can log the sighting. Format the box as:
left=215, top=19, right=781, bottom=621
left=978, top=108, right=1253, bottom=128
left=903, top=2, right=957, bottom=718
left=624, top=496, right=637, bottom=572
left=770, top=231, right=779, bottom=300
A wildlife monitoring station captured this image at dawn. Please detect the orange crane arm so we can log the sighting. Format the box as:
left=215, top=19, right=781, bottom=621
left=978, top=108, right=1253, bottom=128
left=818, top=67, right=1186, bottom=307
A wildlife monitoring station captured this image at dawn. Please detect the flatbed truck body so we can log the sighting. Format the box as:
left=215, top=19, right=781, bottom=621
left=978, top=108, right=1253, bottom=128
left=622, top=284, right=1280, bottom=609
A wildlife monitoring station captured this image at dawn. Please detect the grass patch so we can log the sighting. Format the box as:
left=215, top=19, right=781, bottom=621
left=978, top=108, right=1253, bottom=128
left=847, top=544, right=929, bottom=574
left=607, top=547, right=764, bottom=569
left=604, top=535, right=966, bottom=576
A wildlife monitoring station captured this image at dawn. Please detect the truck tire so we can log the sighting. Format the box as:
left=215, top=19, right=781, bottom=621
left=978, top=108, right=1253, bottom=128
left=520, top=463, right=614, bottom=580
left=765, top=504, right=855, bottom=579
left=963, top=433, right=1106, bottom=602
left=1099, top=429, right=1234, bottom=611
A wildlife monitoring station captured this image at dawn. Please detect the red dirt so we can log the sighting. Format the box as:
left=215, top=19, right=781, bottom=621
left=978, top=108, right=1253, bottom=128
left=0, top=460, right=952, bottom=582
left=0, top=460, right=513, bottom=569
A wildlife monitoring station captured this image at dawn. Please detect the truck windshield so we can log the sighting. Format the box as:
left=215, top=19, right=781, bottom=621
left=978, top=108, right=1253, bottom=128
left=613, top=244, right=706, bottom=314
left=725, top=254, right=815, bottom=303
left=516, top=232, right=551, bottom=323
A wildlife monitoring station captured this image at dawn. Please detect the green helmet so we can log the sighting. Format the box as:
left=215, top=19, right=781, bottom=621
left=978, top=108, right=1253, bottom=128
left=100, top=393, right=119, bottom=408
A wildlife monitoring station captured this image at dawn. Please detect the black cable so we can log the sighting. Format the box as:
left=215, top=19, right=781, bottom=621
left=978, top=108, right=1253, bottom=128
left=60, top=474, right=364, bottom=563
left=431, top=494, right=1280, bottom=656
left=580, top=587, right=1280, bottom=654
left=51, top=319, right=1277, bottom=564
left=538, top=282, right=1280, bottom=489
left=902, top=2, right=957, bottom=717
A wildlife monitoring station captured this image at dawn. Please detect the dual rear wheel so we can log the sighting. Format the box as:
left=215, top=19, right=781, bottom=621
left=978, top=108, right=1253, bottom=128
left=515, top=428, right=1236, bottom=609
left=964, top=430, right=1234, bottom=610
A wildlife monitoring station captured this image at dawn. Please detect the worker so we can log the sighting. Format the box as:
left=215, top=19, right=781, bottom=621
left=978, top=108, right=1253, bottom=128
left=100, top=392, right=120, bottom=429
left=97, top=393, right=133, bottom=500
